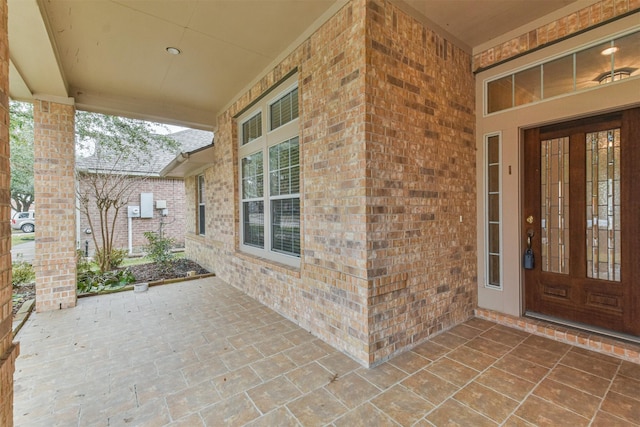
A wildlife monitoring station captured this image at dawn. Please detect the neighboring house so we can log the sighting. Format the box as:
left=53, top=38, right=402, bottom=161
left=161, top=2, right=640, bottom=367
left=76, top=129, right=213, bottom=255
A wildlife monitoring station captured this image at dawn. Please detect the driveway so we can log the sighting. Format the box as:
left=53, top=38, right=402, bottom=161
left=13, top=277, right=640, bottom=426
left=11, top=240, right=34, bottom=264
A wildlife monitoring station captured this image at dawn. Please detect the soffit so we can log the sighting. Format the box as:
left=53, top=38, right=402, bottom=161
left=9, top=0, right=581, bottom=129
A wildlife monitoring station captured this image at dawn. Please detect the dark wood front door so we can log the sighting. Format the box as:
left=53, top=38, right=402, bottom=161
left=523, top=108, right=640, bottom=337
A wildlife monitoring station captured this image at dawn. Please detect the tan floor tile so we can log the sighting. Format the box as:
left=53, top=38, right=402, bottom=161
left=252, top=335, right=295, bottom=357
left=560, top=350, right=619, bottom=379
left=317, top=352, right=361, bottom=375
left=153, top=348, right=199, bottom=373
left=515, top=395, right=590, bottom=427
left=247, top=375, right=302, bottom=413
left=251, top=353, right=297, bottom=381
left=111, top=398, right=172, bottom=426
left=402, top=369, right=458, bottom=405
left=568, top=345, right=622, bottom=364
left=412, top=341, right=450, bottom=361
left=284, top=342, right=329, bottom=366
left=286, top=388, right=348, bottom=426
left=493, top=354, right=550, bottom=383
left=449, top=324, right=484, bottom=339
left=200, top=393, right=261, bottom=426
left=283, top=328, right=316, bottom=345
left=134, top=371, right=188, bottom=406
left=619, top=360, right=640, bottom=381
left=220, top=345, right=264, bottom=370
left=521, top=335, right=571, bottom=355
left=355, top=362, right=408, bottom=390
left=426, top=357, right=479, bottom=386
left=591, top=410, right=638, bottom=427
left=388, top=350, right=431, bottom=374
left=610, top=373, right=640, bottom=399
left=464, top=317, right=497, bottom=330
left=165, top=379, right=221, bottom=420
left=476, top=367, right=535, bottom=401
left=333, top=402, right=398, bottom=427
left=600, top=391, right=640, bottom=424
left=430, top=331, right=469, bottom=349
left=443, top=346, right=497, bottom=371
left=454, top=382, right=519, bottom=423
left=480, top=327, right=527, bottom=347
left=508, top=342, right=564, bottom=368
left=371, top=385, right=434, bottom=426
left=465, top=337, right=512, bottom=358
left=547, top=364, right=611, bottom=398
left=213, top=366, right=263, bottom=399
left=244, top=407, right=301, bottom=427
left=491, top=324, right=530, bottom=338
left=501, top=415, right=537, bottom=426
left=533, top=378, right=601, bottom=419
left=326, top=372, right=381, bottom=408
left=181, top=357, right=229, bottom=386
left=426, top=398, right=497, bottom=427
left=286, top=362, right=333, bottom=393
left=166, top=413, right=205, bottom=426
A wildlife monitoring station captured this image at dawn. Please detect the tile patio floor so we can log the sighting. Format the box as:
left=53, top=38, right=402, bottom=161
left=13, top=277, right=640, bottom=426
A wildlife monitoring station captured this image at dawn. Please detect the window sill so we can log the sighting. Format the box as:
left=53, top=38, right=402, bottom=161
left=235, top=250, right=301, bottom=278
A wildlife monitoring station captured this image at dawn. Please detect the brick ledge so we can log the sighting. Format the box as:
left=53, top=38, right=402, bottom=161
left=475, top=308, right=640, bottom=364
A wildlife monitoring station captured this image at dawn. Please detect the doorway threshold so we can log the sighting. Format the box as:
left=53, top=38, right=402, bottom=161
left=475, top=308, right=640, bottom=364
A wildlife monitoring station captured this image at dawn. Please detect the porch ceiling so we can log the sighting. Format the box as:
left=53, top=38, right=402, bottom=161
left=9, top=0, right=578, bottom=130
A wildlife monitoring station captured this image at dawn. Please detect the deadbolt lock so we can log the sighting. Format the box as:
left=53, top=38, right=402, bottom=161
left=526, top=215, right=534, bottom=224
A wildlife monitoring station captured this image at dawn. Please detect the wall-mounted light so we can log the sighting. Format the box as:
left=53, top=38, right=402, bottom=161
left=166, top=47, right=181, bottom=55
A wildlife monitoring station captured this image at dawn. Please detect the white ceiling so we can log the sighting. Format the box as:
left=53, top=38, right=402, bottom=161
left=8, top=0, right=580, bottom=130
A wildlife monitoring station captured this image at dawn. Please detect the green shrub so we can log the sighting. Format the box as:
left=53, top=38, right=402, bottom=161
left=143, top=231, right=175, bottom=267
left=94, top=248, right=128, bottom=271
left=77, top=250, right=134, bottom=294
left=12, top=258, right=35, bottom=286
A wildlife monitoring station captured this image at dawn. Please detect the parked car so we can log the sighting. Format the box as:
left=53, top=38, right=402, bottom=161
left=11, top=211, right=35, bottom=233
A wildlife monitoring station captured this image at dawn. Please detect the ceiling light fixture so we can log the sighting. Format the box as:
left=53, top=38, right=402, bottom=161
left=594, top=67, right=636, bottom=84
left=166, top=47, right=181, bottom=55
left=601, top=46, right=619, bottom=55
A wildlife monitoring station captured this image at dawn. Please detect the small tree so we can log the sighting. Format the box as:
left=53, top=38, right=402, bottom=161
left=9, top=101, right=35, bottom=213
left=76, top=112, right=178, bottom=272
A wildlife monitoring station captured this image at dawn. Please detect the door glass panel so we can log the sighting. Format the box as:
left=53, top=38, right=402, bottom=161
left=586, top=129, right=621, bottom=281
left=541, top=137, right=570, bottom=274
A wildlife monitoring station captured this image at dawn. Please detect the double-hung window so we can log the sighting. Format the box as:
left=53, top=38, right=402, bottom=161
left=197, top=174, right=205, bottom=235
left=238, top=75, right=300, bottom=266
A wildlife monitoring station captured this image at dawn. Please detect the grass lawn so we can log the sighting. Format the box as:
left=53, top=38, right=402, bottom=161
left=11, top=232, right=35, bottom=247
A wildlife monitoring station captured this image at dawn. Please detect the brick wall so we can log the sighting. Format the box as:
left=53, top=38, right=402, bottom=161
left=78, top=176, right=187, bottom=255
left=0, top=0, right=19, bottom=423
left=473, top=0, right=640, bottom=71
left=365, top=0, right=476, bottom=362
left=33, top=100, right=77, bottom=312
left=187, top=0, right=476, bottom=366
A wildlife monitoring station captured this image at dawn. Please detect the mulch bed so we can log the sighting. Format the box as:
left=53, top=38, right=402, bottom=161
left=12, top=259, right=209, bottom=316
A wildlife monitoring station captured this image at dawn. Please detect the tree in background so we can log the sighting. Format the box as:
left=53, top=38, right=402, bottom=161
left=9, top=101, right=35, bottom=213
left=76, top=111, right=178, bottom=272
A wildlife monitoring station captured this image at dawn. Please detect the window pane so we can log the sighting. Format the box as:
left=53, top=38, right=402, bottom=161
left=541, top=137, right=570, bottom=274
left=269, top=137, right=299, bottom=197
left=514, top=66, right=541, bottom=106
left=486, top=134, right=501, bottom=288
left=487, top=75, right=512, bottom=113
left=199, top=205, right=205, bottom=235
left=576, top=42, right=611, bottom=91
left=270, top=87, right=299, bottom=130
left=242, top=113, right=262, bottom=145
left=543, top=55, right=574, bottom=98
left=242, top=152, right=263, bottom=199
left=586, top=128, right=621, bottom=281
left=272, top=198, right=300, bottom=257
left=612, top=32, right=640, bottom=82
left=243, top=201, right=264, bottom=248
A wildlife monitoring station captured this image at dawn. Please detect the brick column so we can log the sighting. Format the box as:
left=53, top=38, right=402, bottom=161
left=33, top=99, right=77, bottom=312
left=0, top=0, right=20, bottom=423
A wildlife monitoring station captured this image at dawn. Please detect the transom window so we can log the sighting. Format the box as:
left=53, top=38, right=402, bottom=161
left=485, top=30, right=639, bottom=114
left=238, top=74, right=300, bottom=266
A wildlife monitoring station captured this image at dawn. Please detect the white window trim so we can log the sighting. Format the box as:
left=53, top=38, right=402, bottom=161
left=238, top=74, right=300, bottom=268
left=484, top=132, right=503, bottom=290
